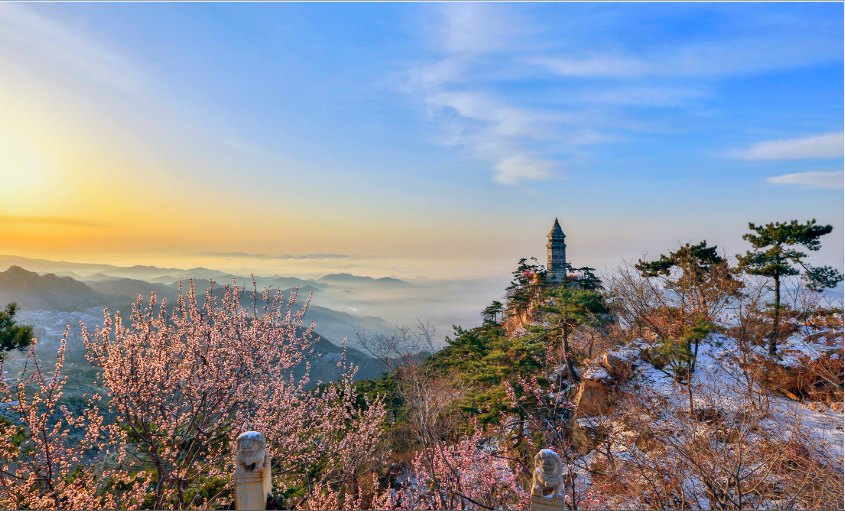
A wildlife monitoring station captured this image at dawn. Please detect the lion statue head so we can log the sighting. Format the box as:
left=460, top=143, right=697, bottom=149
left=236, top=431, right=269, bottom=474
left=531, top=448, right=565, bottom=497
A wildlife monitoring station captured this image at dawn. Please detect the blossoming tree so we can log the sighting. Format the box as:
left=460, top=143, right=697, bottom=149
left=78, top=280, right=388, bottom=509
left=7, top=279, right=391, bottom=510
left=0, top=333, right=141, bottom=509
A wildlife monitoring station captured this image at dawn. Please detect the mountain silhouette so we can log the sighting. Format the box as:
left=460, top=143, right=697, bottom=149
left=0, top=266, right=110, bottom=310
left=318, top=273, right=409, bottom=286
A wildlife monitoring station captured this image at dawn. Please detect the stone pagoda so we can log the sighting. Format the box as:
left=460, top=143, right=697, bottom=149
left=546, top=218, right=567, bottom=284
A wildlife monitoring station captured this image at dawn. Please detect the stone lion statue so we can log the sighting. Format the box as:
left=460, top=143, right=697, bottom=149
left=530, top=448, right=565, bottom=497
left=235, top=431, right=271, bottom=475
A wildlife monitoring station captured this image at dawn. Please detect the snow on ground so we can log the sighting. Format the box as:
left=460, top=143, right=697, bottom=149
left=748, top=326, right=842, bottom=366
left=600, top=332, right=844, bottom=461
left=770, top=395, right=844, bottom=459
left=581, top=365, right=610, bottom=381
left=565, top=331, right=843, bottom=509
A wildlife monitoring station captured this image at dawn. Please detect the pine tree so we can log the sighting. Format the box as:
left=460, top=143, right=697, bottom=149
left=635, top=241, right=737, bottom=380
left=538, top=286, right=610, bottom=384
left=567, top=264, right=603, bottom=290
left=636, top=240, right=727, bottom=279
left=505, top=258, right=545, bottom=316
left=0, top=302, right=33, bottom=360
left=481, top=301, right=504, bottom=324
left=737, top=219, right=843, bottom=355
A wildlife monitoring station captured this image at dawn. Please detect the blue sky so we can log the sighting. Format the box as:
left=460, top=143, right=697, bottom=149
left=0, top=2, right=842, bottom=281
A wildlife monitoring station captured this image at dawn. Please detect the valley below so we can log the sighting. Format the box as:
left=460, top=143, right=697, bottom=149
left=0, top=254, right=509, bottom=389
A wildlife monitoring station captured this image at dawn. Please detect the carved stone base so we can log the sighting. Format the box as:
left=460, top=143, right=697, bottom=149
left=234, top=468, right=271, bottom=510
left=530, top=494, right=566, bottom=511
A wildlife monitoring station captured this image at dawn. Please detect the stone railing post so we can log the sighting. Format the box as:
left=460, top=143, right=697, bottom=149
left=234, top=431, right=272, bottom=510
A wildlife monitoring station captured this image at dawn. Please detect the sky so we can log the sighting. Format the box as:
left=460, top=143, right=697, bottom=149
left=0, top=2, right=842, bottom=282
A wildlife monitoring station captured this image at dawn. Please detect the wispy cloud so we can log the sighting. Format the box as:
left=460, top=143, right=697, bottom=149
left=581, top=86, right=707, bottom=107
left=435, top=2, right=518, bottom=56
left=429, top=91, right=552, bottom=139
left=191, top=252, right=352, bottom=260
left=767, top=170, right=843, bottom=189
left=408, top=4, right=566, bottom=186
left=0, top=3, right=147, bottom=96
left=528, top=55, right=648, bottom=78
left=732, top=132, right=844, bottom=160
left=404, top=4, right=843, bottom=186
left=528, top=36, right=841, bottom=80
left=0, top=215, right=110, bottom=227
left=494, top=156, right=555, bottom=185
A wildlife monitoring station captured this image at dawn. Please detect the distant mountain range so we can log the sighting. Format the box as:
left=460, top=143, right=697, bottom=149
left=85, top=277, right=182, bottom=303
left=105, top=265, right=224, bottom=280
left=0, top=255, right=118, bottom=274
left=318, top=273, right=409, bottom=286
left=292, top=334, right=388, bottom=383
left=0, top=255, right=426, bottom=387
left=0, top=264, right=394, bottom=347
left=0, top=255, right=408, bottom=288
left=56, top=272, right=121, bottom=282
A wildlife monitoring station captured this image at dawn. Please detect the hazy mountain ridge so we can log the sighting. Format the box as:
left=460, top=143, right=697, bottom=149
left=0, top=262, right=395, bottom=354
left=0, top=255, right=120, bottom=274
left=0, top=261, right=397, bottom=398
left=2, top=255, right=407, bottom=291
left=86, top=278, right=182, bottom=304
left=5, top=307, right=390, bottom=392
left=318, top=273, right=409, bottom=286
left=0, top=255, right=508, bottom=350
left=0, top=266, right=117, bottom=311
left=0, top=254, right=507, bottom=352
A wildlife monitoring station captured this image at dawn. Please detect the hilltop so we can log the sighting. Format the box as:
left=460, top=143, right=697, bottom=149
left=0, top=266, right=114, bottom=311
left=350, top=248, right=843, bottom=510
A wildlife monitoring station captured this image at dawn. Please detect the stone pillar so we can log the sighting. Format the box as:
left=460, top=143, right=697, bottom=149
left=234, top=431, right=272, bottom=510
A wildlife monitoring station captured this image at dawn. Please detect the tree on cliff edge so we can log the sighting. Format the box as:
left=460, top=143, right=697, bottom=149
left=737, top=219, right=843, bottom=356
left=538, top=286, right=610, bottom=384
